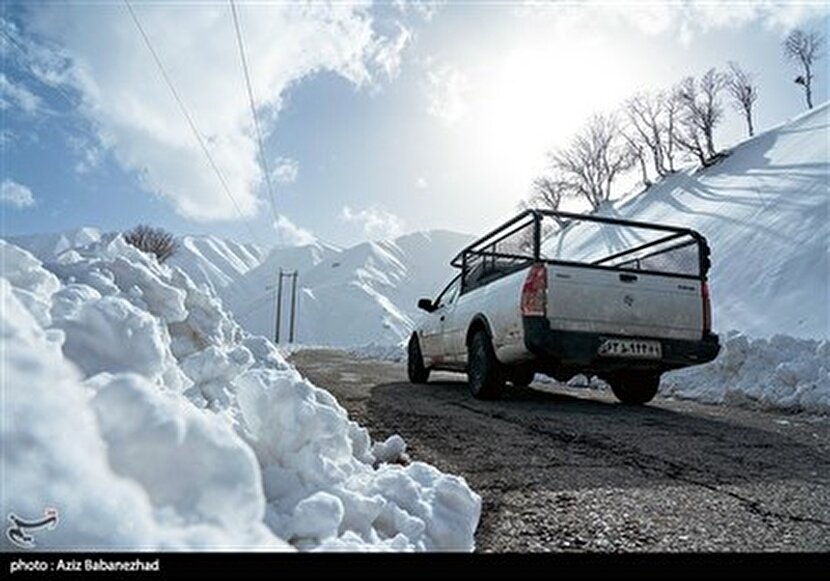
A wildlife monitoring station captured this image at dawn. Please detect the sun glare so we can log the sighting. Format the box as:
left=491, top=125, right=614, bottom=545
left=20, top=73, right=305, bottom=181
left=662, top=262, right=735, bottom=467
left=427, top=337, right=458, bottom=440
left=462, top=32, right=640, bottom=209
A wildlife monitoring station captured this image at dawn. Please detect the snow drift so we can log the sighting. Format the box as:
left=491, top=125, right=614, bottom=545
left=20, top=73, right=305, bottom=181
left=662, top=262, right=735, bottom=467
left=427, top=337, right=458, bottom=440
left=662, top=332, right=829, bottom=414
left=0, top=236, right=480, bottom=551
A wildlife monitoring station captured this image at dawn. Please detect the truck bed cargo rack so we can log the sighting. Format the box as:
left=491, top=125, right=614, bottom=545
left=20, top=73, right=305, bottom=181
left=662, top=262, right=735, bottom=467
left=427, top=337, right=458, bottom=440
left=451, top=209, right=711, bottom=293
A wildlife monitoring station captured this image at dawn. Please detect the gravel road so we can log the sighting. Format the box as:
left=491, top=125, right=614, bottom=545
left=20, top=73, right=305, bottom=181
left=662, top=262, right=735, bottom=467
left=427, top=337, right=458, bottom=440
left=289, top=349, right=830, bottom=552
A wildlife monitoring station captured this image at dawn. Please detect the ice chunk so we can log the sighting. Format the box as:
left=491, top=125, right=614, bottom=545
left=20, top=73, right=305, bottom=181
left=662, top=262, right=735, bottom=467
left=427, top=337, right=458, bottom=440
left=56, top=296, right=172, bottom=380
left=291, top=492, right=344, bottom=541
left=372, top=434, right=408, bottom=465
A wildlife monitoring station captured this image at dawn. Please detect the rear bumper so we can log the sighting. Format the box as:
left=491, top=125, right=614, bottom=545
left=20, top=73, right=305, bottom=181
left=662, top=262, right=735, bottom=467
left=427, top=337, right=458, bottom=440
left=523, top=317, right=720, bottom=377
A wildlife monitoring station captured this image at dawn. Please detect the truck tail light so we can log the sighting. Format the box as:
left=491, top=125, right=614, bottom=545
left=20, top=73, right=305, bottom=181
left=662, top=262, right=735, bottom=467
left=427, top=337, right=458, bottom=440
left=702, top=281, right=711, bottom=335
left=521, top=263, right=547, bottom=317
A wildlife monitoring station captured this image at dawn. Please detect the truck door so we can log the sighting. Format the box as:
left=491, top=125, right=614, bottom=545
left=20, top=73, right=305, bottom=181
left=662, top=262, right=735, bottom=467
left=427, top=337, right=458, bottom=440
left=419, top=275, right=460, bottom=365
left=437, top=276, right=463, bottom=363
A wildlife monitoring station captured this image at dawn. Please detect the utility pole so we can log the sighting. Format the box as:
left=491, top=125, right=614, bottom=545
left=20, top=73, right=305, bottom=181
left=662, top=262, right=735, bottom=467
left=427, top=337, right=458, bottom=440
left=273, top=268, right=298, bottom=344
left=274, top=269, right=283, bottom=344
left=289, top=270, right=298, bottom=343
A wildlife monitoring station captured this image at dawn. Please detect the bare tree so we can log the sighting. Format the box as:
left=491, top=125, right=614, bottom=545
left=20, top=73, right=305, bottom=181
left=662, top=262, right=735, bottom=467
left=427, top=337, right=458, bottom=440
left=783, top=28, right=824, bottom=109
left=124, top=225, right=178, bottom=263
left=699, top=68, right=727, bottom=157
left=672, top=81, right=707, bottom=166
left=620, top=130, right=651, bottom=188
left=624, top=90, right=682, bottom=177
left=530, top=175, right=566, bottom=212
left=725, top=61, right=759, bottom=137
left=662, top=90, right=680, bottom=172
left=624, top=92, right=667, bottom=177
left=673, top=69, right=727, bottom=165
left=548, top=113, right=633, bottom=211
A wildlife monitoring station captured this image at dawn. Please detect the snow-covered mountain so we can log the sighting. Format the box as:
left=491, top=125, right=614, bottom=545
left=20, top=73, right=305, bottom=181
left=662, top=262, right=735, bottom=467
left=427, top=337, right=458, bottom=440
left=168, top=234, right=265, bottom=293
left=2, top=104, right=827, bottom=425
left=8, top=226, right=102, bottom=260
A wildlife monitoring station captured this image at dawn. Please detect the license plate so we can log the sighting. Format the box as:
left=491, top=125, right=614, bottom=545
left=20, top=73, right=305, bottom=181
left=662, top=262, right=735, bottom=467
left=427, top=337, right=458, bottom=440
left=598, top=338, right=662, bottom=359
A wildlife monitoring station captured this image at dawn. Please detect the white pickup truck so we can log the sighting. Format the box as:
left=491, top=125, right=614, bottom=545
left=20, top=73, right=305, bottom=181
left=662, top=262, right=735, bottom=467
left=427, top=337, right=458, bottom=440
left=408, top=209, right=720, bottom=404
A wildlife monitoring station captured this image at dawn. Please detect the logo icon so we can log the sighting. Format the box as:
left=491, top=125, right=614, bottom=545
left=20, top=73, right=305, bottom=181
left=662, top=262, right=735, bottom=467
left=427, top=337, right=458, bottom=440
left=623, top=294, right=635, bottom=307
left=6, top=508, right=59, bottom=549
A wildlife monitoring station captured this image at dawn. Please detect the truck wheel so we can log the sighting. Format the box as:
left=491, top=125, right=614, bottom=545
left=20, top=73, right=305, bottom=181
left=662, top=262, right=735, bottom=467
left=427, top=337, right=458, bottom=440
left=467, top=331, right=505, bottom=399
left=509, top=366, right=535, bottom=388
left=610, top=372, right=660, bottom=405
left=407, top=334, right=430, bottom=384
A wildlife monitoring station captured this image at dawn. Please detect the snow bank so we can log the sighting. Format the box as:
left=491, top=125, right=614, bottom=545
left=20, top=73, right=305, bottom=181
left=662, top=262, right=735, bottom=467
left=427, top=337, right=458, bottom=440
left=662, top=332, right=829, bottom=415
left=0, top=237, right=480, bottom=551
left=530, top=332, right=828, bottom=415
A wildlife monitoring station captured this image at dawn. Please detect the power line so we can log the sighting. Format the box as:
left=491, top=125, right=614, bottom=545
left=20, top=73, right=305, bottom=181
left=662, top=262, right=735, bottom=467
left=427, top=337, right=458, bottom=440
left=229, top=0, right=279, bottom=227
left=123, top=0, right=263, bottom=247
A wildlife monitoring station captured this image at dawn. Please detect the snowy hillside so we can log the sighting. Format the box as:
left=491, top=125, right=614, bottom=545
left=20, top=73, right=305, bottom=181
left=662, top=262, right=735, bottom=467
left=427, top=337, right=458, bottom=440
left=168, top=234, right=265, bottom=294
left=572, top=103, right=828, bottom=340
left=0, top=236, right=481, bottom=551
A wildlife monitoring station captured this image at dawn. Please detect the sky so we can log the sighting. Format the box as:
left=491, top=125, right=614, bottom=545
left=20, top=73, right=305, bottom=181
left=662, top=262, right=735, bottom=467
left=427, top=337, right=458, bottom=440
left=1, top=1, right=828, bottom=250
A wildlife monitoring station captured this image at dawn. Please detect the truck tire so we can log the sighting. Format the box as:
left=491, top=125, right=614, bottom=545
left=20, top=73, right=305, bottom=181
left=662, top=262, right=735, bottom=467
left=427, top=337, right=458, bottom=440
left=407, top=334, right=430, bottom=384
left=509, top=365, right=535, bottom=388
left=610, top=372, right=660, bottom=405
left=467, top=330, right=505, bottom=399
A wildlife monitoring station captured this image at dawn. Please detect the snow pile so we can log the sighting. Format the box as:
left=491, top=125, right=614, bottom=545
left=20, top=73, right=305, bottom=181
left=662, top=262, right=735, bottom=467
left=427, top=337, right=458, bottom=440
left=532, top=335, right=829, bottom=415
left=662, top=332, right=829, bottom=414
left=371, top=435, right=409, bottom=466
left=564, top=375, right=608, bottom=390
left=0, top=236, right=480, bottom=551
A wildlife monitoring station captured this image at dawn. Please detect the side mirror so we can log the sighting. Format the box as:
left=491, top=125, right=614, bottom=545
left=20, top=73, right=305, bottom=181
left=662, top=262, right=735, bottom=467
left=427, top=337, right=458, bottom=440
left=418, top=298, right=436, bottom=313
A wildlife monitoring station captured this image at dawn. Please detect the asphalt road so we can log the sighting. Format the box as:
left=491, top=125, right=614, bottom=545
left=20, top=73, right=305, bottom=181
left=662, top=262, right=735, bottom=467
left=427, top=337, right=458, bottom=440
left=289, top=349, right=830, bottom=552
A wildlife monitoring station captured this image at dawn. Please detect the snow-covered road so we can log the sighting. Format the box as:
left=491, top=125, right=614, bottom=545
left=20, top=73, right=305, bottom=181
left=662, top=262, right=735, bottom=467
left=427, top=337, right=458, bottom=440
left=290, top=349, right=830, bottom=552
